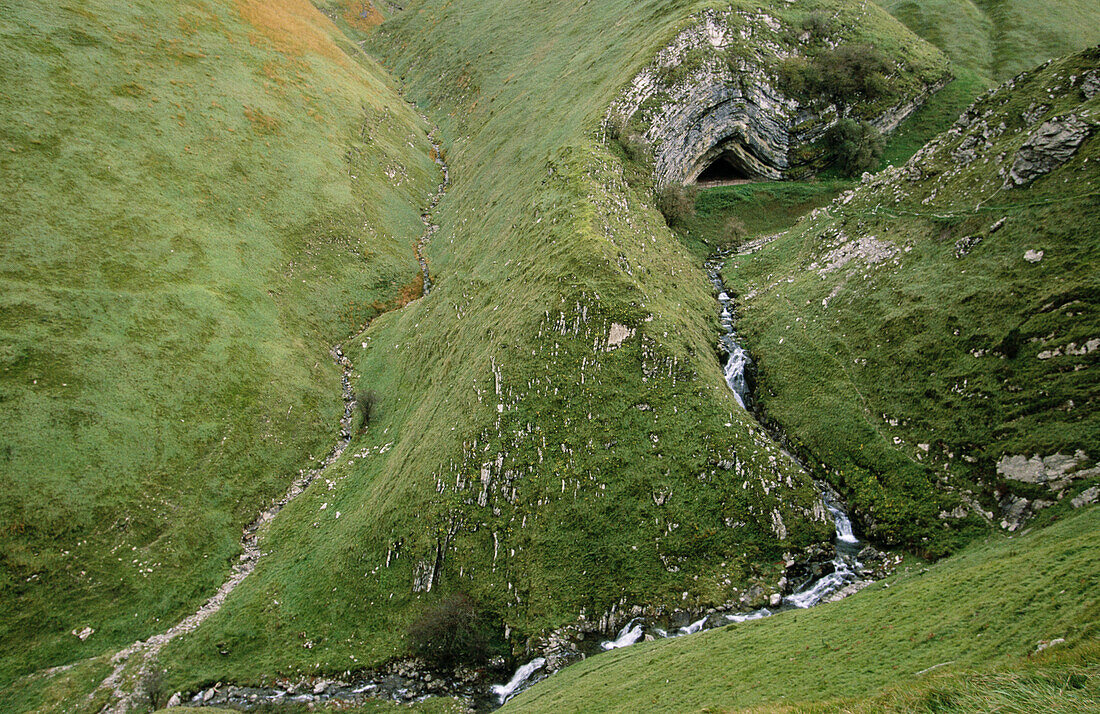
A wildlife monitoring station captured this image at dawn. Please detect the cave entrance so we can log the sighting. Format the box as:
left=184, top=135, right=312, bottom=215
left=694, top=151, right=754, bottom=187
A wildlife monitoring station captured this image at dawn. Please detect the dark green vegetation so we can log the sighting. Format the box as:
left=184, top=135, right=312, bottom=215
left=720, top=47, right=1100, bottom=553
left=821, top=119, right=885, bottom=177
left=0, top=0, right=437, bottom=688
left=406, top=593, right=501, bottom=669
left=504, top=505, right=1100, bottom=713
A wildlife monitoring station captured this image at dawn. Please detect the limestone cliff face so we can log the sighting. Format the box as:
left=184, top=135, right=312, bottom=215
left=609, top=9, right=946, bottom=186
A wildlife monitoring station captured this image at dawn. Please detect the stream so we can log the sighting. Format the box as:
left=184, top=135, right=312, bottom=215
left=415, top=126, right=450, bottom=296
left=88, top=348, right=357, bottom=713
left=490, top=258, right=867, bottom=705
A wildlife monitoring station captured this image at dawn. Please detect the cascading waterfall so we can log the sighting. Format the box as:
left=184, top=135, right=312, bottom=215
left=491, top=258, right=869, bottom=706
left=490, top=657, right=548, bottom=704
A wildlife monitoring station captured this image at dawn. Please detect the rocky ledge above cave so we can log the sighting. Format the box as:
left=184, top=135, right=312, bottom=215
left=607, top=7, right=949, bottom=187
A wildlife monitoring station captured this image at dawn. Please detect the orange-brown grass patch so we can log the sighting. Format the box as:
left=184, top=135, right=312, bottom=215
left=396, top=273, right=424, bottom=307
left=243, top=105, right=280, bottom=134
left=339, top=1, right=384, bottom=31
left=234, top=0, right=346, bottom=63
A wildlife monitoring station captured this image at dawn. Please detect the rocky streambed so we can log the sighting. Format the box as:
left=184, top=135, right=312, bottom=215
left=415, top=125, right=450, bottom=296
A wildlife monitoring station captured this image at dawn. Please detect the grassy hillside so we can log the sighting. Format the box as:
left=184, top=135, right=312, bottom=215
left=503, top=504, right=1100, bottom=713
left=715, top=48, right=1100, bottom=552
left=154, top=0, right=949, bottom=693
left=878, top=0, right=1100, bottom=82
left=0, top=0, right=438, bottom=687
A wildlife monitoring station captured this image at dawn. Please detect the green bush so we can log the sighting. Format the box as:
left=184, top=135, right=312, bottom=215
left=656, top=184, right=699, bottom=227
left=716, top=216, right=748, bottom=249
left=781, top=44, right=893, bottom=110
left=406, top=593, right=494, bottom=670
left=824, top=118, right=885, bottom=176
left=356, top=389, right=379, bottom=426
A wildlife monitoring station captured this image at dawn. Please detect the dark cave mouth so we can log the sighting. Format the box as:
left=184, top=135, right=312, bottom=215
left=693, top=150, right=756, bottom=186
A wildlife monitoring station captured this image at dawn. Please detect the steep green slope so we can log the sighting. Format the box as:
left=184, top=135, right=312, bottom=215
left=0, top=0, right=437, bottom=685
left=878, top=0, right=1100, bottom=82
left=158, top=0, right=948, bottom=691
left=720, top=48, right=1100, bottom=552
left=503, top=504, right=1100, bottom=713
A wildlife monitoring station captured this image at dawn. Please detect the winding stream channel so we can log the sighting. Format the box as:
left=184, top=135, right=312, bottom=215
left=490, top=259, right=868, bottom=705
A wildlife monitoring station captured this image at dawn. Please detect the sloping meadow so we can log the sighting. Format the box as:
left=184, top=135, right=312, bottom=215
left=158, top=0, right=951, bottom=687
left=0, top=0, right=438, bottom=686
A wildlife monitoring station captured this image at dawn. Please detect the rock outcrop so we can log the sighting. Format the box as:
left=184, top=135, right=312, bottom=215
left=608, top=8, right=947, bottom=187
left=1005, top=114, right=1094, bottom=187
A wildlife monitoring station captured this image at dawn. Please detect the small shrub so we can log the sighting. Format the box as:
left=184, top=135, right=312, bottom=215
left=407, top=592, right=493, bottom=669
left=141, top=665, right=168, bottom=709
left=716, top=216, right=748, bottom=249
left=356, top=389, right=378, bottom=426
left=998, top=327, right=1024, bottom=359
left=800, top=11, right=833, bottom=41
left=656, top=184, right=698, bottom=228
left=823, top=118, right=885, bottom=176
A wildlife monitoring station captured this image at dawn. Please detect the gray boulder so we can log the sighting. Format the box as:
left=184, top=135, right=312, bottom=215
left=1072, top=486, right=1099, bottom=508
left=1005, top=115, right=1093, bottom=187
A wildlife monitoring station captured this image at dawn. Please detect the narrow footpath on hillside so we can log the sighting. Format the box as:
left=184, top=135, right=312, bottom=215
left=73, top=121, right=452, bottom=714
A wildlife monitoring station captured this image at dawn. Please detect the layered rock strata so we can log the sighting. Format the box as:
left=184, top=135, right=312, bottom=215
left=609, top=9, right=947, bottom=186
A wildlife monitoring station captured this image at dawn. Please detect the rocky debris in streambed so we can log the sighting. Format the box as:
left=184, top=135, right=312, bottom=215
left=181, top=658, right=498, bottom=711
left=490, top=541, right=901, bottom=705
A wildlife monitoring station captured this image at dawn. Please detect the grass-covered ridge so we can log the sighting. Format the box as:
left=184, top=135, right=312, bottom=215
left=0, top=0, right=438, bottom=687
left=877, top=0, right=1100, bottom=83
left=502, top=504, right=1100, bottom=713
left=153, top=0, right=950, bottom=692
left=719, top=47, right=1100, bottom=552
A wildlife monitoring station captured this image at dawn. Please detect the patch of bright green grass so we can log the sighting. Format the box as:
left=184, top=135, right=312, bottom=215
left=682, top=181, right=856, bottom=258
left=0, top=0, right=438, bottom=688
left=880, top=66, right=990, bottom=168
left=503, top=505, right=1100, bottom=713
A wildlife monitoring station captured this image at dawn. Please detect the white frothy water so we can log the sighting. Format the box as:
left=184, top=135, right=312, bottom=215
left=602, top=619, right=645, bottom=650
left=710, top=272, right=753, bottom=410
left=726, top=608, right=771, bottom=623
left=491, top=657, right=546, bottom=704
left=784, top=490, right=863, bottom=608
left=829, top=502, right=860, bottom=544
left=679, top=616, right=709, bottom=636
